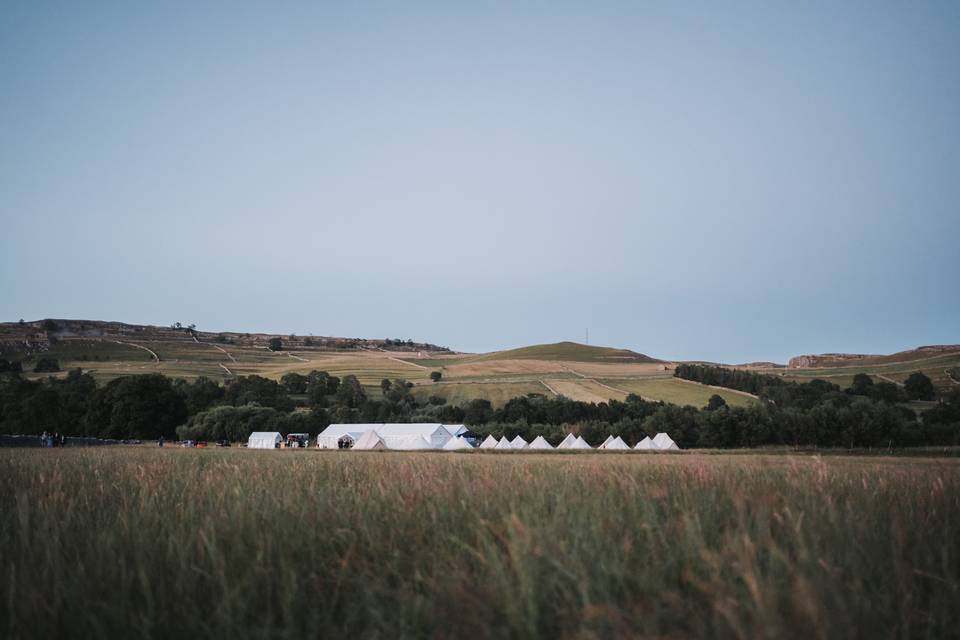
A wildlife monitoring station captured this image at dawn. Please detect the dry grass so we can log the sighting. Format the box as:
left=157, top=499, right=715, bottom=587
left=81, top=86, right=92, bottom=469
left=1, top=449, right=957, bottom=639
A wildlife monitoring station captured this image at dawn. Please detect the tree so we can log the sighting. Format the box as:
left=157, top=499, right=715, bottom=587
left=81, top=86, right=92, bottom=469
left=85, top=374, right=187, bottom=440
left=463, top=399, right=494, bottom=425
left=268, top=337, right=283, bottom=352
left=174, top=377, right=224, bottom=415
left=904, top=372, right=935, bottom=401
left=849, top=373, right=874, bottom=396
left=430, top=371, right=442, bottom=383
left=705, top=394, right=727, bottom=411
left=33, top=358, right=61, bottom=373
left=335, top=375, right=366, bottom=408
left=222, top=375, right=294, bottom=412
left=280, top=372, right=308, bottom=395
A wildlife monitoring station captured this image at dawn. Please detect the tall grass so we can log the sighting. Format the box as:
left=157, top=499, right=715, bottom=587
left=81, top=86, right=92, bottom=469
left=1, top=449, right=957, bottom=639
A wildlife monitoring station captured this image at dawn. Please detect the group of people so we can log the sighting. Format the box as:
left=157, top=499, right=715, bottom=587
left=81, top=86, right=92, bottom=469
left=40, top=431, right=66, bottom=448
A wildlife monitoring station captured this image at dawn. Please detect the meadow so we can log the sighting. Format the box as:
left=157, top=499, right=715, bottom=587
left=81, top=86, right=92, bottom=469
left=2, top=448, right=957, bottom=639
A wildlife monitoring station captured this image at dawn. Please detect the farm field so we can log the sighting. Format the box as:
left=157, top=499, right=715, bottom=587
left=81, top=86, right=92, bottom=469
left=602, top=377, right=757, bottom=408
left=1, top=448, right=957, bottom=639
left=411, top=381, right=550, bottom=407
left=5, top=321, right=958, bottom=411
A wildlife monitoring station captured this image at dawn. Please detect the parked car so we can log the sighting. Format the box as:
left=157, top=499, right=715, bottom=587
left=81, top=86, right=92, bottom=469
left=215, top=440, right=231, bottom=447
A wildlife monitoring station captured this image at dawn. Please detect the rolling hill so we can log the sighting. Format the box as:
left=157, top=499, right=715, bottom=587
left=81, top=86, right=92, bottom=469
left=2, top=318, right=956, bottom=410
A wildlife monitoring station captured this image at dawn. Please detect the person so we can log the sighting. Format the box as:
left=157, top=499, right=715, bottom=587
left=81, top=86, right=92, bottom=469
left=158, top=436, right=165, bottom=447
left=58, top=433, right=65, bottom=447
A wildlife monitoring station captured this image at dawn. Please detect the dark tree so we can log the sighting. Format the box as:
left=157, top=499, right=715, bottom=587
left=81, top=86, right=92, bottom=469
left=430, top=371, right=442, bottom=383
left=34, top=358, right=61, bottom=373
left=84, top=374, right=187, bottom=440
left=705, top=394, right=727, bottom=411
left=268, top=337, right=283, bottom=352
left=464, top=399, right=494, bottom=425
left=280, top=372, right=308, bottom=395
left=335, top=375, right=367, bottom=408
left=904, top=372, right=935, bottom=401
left=849, top=373, right=874, bottom=396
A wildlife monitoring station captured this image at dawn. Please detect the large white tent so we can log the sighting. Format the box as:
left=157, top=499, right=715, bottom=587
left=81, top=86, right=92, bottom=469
left=635, top=436, right=657, bottom=450
left=247, top=432, right=282, bottom=449
left=479, top=435, right=499, bottom=449
left=601, top=436, right=630, bottom=450
left=599, top=435, right=614, bottom=449
left=317, top=424, right=457, bottom=450
left=653, top=432, right=680, bottom=450
left=528, top=435, right=554, bottom=450
left=556, top=433, right=577, bottom=449
left=353, top=430, right=386, bottom=450
left=386, top=435, right=433, bottom=450
left=442, top=436, right=474, bottom=450
left=495, top=436, right=513, bottom=450
left=510, top=435, right=529, bottom=449
left=570, top=436, right=592, bottom=450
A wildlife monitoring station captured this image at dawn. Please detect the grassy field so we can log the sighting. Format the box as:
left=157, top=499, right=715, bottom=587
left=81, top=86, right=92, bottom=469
left=1, top=448, right=956, bottom=639
left=602, top=377, right=757, bottom=408
left=10, top=331, right=959, bottom=411
left=412, top=381, right=550, bottom=407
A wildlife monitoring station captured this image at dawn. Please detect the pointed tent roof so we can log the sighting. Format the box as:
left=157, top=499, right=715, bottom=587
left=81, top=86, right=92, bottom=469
left=495, top=436, right=513, bottom=450
left=571, top=436, right=592, bottom=449
left=653, top=432, right=680, bottom=450
left=556, top=433, right=577, bottom=449
left=384, top=435, right=433, bottom=450
left=598, top=435, right=615, bottom=449
left=604, top=436, right=630, bottom=450
left=528, top=435, right=554, bottom=450
left=510, top=435, right=528, bottom=449
left=635, top=436, right=657, bottom=450
left=479, top=434, right=499, bottom=449
left=353, top=429, right=386, bottom=450
left=442, top=436, right=474, bottom=450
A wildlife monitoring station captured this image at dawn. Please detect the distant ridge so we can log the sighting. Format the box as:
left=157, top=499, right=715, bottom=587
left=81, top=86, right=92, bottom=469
left=787, top=344, right=960, bottom=369
left=469, top=341, right=661, bottom=364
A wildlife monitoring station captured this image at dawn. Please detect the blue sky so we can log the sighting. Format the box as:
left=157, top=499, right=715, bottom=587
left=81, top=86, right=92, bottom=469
left=1, top=1, right=958, bottom=363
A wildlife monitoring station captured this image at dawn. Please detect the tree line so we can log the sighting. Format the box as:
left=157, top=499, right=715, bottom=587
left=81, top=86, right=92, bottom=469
left=1, top=360, right=958, bottom=448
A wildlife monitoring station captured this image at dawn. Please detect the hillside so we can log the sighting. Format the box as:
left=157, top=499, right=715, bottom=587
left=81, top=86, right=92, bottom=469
left=2, top=318, right=955, bottom=409
left=468, top=341, right=661, bottom=364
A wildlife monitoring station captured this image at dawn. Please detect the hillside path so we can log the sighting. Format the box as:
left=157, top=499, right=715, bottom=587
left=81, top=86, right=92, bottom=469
left=111, top=340, right=160, bottom=364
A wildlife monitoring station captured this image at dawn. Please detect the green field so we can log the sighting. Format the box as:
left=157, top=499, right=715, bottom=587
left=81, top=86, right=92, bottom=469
left=603, top=377, right=757, bottom=408
left=467, top=341, right=658, bottom=363
left=2, top=448, right=957, bottom=639
left=411, top=381, right=550, bottom=407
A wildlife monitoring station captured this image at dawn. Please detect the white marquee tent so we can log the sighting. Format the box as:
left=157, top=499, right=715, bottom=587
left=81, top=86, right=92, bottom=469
left=528, top=436, right=554, bottom=450
left=479, top=435, right=499, bottom=449
left=317, top=424, right=457, bottom=450
left=571, top=436, right=592, bottom=449
left=635, top=436, right=657, bottom=450
left=353, top=430, right=386, bottom=450
left=602, top=436, right=630, bottom=450
left=385, top=435, right=433, bottom=450
left=247, top=432, right=282, bottom=449
left=442, top=436, right=474, bottom=450
left=556, top=433, right=577, bottom=449
left=495, top=436, right=513, bottom=450
left=510, top=435, right=529, bottom=449
left=653, top=432, right=680, bottom=450
left=599, top=435, right=614, bottom=449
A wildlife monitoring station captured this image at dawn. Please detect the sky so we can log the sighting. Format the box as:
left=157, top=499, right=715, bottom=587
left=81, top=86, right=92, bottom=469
left=1, top=1, right=958, bottom=363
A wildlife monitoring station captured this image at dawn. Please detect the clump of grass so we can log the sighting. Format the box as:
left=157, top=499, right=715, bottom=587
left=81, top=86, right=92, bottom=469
left=1, top=450, right=958, bottom=638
